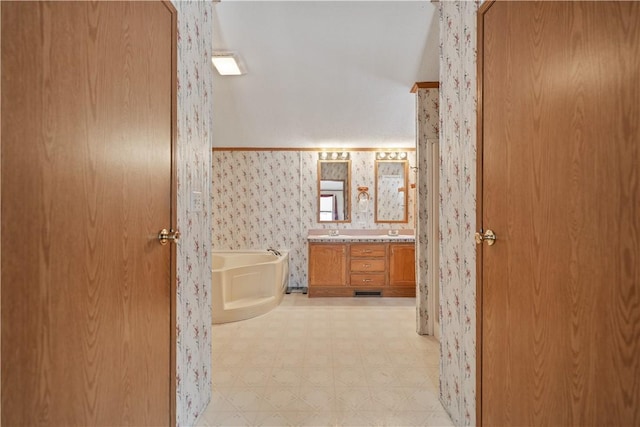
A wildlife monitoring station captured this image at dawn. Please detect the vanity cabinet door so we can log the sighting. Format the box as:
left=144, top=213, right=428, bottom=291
left=389, top=244, right=416, bottom=287
left=308, top=243, right=347, bottom=286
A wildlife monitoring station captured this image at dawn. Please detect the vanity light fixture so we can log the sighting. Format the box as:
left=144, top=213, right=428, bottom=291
left=212, top=53, right=243, bottom=76
left=376, top=151, right=407, bottom=160
left=318, top=151, right=349, bottom=160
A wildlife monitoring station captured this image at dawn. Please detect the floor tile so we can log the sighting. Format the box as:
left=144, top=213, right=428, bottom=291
left=204, top=294, right=453, bottom=427
left=334, top=387, right=376, bottom=412
left=300, top=366, right=334, bottom=387
left=335, top=411, right=385, bottom=427
left=221, top=387, right=266, bottom=412
left=334, top=365, right=369, bottom=388
left=261, top=387, right=305, bottom=412
left=203, top=410, right=256, bottom=427
left=233, top=367, right=273, bottom=387
left=269, top=367, right=304, bottom=387
left=297, top=386, right=336, bottom=412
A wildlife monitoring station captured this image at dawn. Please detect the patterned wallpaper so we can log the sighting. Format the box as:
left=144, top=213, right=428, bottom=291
left=151, top=1, right=481, bottom=425
left=439, top=1, right=482, bottom=426
left=172, top=1, right=214, bottom=426
left=415, top=87, right=439, bottom=336
left=212, top=151, right=416, bottom=289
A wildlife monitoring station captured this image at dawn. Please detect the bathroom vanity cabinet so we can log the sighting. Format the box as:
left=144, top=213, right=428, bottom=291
left=308, top=241, right=415, bottom=297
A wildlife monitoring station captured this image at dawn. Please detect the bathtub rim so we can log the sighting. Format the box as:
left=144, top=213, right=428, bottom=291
left=212, top=249, right=289, bottom=272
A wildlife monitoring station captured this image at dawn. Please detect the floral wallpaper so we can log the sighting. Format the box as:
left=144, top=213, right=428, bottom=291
left=172, top=1, right=214, bottom=426
left=439, top=1, right=482, bottom=426
left=133, top=1, right=482, bottom=425
left=212, top=151, right=416, bottom=289
left=415, top=87, right=439, bottom=336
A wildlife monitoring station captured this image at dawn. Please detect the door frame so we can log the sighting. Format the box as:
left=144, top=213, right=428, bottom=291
left=475, top=1, right=495, bottom=426
left=165, top=1, right=178, bottom=425
left=426, top=138, right=440, bottom=340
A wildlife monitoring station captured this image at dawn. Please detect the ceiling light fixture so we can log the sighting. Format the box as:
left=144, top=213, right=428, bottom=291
left=212, top=54, right=243, bottom=76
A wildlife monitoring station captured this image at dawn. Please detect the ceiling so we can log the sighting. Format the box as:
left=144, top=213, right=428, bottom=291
left=212, top=1, right=439, bottom=148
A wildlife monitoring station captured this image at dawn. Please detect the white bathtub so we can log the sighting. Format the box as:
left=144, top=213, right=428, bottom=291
left=212, top=250, right=289, bottom=324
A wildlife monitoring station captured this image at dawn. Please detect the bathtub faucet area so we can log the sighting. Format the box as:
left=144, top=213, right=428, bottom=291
left=267, top=248, right=281, bottom=256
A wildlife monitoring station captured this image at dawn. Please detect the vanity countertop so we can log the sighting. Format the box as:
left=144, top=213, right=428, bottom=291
left=307, top=229, right=415, bottom=243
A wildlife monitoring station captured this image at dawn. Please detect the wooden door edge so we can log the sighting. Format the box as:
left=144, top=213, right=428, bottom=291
left=476, top=1, right=495, bottom=426
left=0, top=2, right=3, bottom=423
left=161, top=1, right=178, bottom=426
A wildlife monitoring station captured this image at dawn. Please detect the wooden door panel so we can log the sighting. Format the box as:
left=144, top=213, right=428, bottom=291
left=2, top=2, right=174, bottom=425
left=389, top=244, right=415, bottom=286
left=480, top=2, right=640, bottom=426
left=308, top=244, right=347, bottom=286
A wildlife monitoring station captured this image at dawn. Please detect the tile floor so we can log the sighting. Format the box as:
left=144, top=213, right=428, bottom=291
left=195, top=294, right=453, bottom=427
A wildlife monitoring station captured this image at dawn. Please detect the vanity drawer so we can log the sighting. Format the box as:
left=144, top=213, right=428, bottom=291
left=350, top=273, right=385, bottom=287
left=350, top=259, right=385, bottom=272
left=350, top=244, right=386, bottom=258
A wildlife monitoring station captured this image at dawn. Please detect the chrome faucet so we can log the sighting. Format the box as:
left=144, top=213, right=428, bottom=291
left=267, top=248, right=281, bottom=257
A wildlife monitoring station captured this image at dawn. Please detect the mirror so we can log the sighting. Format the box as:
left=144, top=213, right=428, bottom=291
left=318, top=160, right=351, bottom=223
left=375, top=160, right=409, bottom=223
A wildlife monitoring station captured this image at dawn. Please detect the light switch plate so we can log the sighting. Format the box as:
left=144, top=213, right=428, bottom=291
left=190, top=191, right=203, bottom=212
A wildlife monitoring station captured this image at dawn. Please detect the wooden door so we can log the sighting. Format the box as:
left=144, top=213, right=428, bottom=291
left=1, top=2, right=176, bottom=425
left=478, top=2, right=640, bottom=425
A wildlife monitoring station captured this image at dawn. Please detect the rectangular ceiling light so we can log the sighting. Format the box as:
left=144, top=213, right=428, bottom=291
left=212, top=55, right=243, bottom=76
